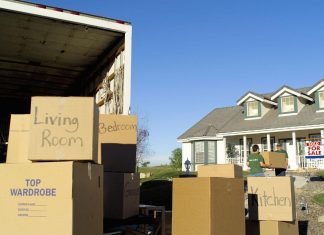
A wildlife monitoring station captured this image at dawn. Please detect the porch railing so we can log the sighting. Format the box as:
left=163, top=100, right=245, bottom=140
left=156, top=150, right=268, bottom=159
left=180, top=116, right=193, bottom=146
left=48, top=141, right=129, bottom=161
left=297, top=155, right=324, bottom=169
left=225, top=154, right=244, bottom=166
left=226, top=154, right=324, bottom=169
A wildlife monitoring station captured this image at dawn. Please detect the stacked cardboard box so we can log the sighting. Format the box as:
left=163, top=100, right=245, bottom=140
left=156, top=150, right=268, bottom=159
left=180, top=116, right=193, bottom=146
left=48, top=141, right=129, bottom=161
left=0, top=97, right=103, bottom=235
left=246, top=177, right=299, bottom=235
left=172, top=164, right=245, bottom=235
left=98, top=115, right=140, bottom=219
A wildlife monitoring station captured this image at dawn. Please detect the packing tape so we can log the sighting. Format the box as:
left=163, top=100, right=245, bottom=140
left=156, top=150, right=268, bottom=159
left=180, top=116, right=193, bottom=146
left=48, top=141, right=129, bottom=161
left=88, top=163, right=92, bottom=180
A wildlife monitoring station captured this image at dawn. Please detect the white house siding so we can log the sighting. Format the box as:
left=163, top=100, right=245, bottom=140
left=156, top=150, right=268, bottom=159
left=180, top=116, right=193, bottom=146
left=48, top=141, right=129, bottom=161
left=181, top=142, right=192, bottom=171
left=217, top=140, right=226, bottom=164
left=261, top=103, right=272, bottom=117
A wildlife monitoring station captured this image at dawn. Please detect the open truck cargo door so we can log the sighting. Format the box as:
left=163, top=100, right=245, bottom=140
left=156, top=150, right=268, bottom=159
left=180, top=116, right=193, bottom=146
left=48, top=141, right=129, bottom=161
left=0, top=0, right=132, bottom=161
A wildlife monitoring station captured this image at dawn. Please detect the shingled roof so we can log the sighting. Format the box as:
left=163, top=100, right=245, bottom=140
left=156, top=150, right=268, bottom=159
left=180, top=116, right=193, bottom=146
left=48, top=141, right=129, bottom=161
left=178, top=85, right=323, bottom=140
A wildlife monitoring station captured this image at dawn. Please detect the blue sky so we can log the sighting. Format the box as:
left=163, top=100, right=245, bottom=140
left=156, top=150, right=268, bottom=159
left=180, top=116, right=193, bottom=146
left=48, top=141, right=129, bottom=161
left=32, top=0, right=324, bottom=165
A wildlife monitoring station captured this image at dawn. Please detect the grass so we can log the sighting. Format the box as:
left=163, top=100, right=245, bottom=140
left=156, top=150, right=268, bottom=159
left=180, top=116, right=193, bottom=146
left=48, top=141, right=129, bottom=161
left=243, top=171, right=249, bottom=179
left=138, top=165, right=182, bottom=183
left=313, top=193, right=324, bottom=206
left=316, top=170, right=324, bottom=177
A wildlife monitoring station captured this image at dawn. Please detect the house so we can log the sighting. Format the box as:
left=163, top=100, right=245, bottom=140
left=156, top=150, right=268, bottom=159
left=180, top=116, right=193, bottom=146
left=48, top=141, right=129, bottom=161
left=178, top=80, right=324, bottom=171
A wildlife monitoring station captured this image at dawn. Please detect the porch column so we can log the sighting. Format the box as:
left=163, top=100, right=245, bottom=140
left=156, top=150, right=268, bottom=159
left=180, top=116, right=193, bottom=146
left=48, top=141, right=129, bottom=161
left=222, top=137, right=227, bottom=164
left=243, top=135, right=248, bottom=170
left=267, top=133, right=271, bottom=151
left=290, top=131, right=298, bottom=170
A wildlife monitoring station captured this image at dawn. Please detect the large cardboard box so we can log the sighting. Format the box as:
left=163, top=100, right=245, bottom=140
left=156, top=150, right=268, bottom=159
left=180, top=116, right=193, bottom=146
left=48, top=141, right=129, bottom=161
left=6, top=114, right=31, bottom=163
left=172, top=177, right=245, bottom=235
left=104, top=172, right=140, bottom=219
left=28, top=97, right=99, bottom=162
left=245, top=220, right=299, bottom=235
left=247, top=177, right=296, bottom=221
left=99, top=115, right=137, bottom=172
left=0, top=162, right=103, bottom=235
left=197, top=164, right=243, bottom=178
left=261, top=152, right=287, bottom=168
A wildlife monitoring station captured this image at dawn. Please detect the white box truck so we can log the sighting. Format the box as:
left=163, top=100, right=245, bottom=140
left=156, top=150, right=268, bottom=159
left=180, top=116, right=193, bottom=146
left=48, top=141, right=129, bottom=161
left=0, top=0, right=132, bottom=162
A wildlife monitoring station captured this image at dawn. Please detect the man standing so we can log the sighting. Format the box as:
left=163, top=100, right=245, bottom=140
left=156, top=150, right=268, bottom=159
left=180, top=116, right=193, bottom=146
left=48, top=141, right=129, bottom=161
left=275, top=144, right=288, bottom=176
left=247, top=144, right=267, bottom=176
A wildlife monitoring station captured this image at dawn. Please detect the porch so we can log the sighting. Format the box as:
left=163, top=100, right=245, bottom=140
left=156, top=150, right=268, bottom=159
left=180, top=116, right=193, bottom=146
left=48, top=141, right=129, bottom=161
left=224, top=129, right=324, bottom=170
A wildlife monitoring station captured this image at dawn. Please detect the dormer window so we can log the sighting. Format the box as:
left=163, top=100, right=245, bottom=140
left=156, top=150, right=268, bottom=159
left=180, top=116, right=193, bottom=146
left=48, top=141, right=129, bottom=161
left=237, top=92, right=277, bottom=120
left=246, top=101, right=259, bottom=117
left=280, top=96, right=296, bottom=113
left=317, top=90, right=324, bottom=109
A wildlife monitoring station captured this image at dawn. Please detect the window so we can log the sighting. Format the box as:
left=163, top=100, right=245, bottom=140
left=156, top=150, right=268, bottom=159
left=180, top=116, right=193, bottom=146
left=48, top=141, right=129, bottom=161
left=318, top=91, right=324, bottom=109
left=281, top=96, right=295, bottom=113
left=208, top=141, right=216, bottom=163
left=261, top=137, right=275, bottom=151
left=194, top=141, right=204, bottom=163
left=246, top=101, right=259, bottom=117
left=309, top=133, right=320, bottom=140
left=278, top=139, right=292, bottom=150
left=193, top=141, right=217, bottom=164
left=239, top=138, right=252, bottom=156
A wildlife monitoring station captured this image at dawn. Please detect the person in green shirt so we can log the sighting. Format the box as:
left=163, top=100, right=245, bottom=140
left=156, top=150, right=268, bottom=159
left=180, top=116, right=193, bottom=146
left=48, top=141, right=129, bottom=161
left=275, top=144, right=288, bottom=176
left=247, top=144, right=267, bottom=176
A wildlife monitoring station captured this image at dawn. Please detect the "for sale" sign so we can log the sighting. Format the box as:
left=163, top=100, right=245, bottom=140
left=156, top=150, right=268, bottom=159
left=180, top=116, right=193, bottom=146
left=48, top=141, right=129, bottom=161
left=305, top=141, right=324, bottom=159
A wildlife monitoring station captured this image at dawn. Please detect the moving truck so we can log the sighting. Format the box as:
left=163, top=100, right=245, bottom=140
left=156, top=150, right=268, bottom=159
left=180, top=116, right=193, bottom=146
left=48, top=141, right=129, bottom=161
left=0, top=0, right=132, bottom=162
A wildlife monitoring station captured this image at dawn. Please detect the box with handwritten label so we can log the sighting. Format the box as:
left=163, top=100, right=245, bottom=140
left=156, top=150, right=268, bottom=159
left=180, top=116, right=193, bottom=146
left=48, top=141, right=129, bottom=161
left=99, top=115, right=137, bottom=172
left=28, top=97, right=99, bottom=162
left=0, top=162, right=103, bottom=235
left=247, top=176, right=296, bottom=221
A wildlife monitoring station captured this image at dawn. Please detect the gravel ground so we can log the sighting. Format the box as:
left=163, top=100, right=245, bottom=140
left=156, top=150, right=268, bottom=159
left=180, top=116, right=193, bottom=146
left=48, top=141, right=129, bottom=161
left=295, top=180, right=324, bottom=235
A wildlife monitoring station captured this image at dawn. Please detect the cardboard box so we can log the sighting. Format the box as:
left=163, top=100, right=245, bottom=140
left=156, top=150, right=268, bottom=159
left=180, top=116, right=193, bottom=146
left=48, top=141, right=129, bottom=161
left=172, top=177, right=245, bottom=235
left=28, top=97, right=99, bottom=162
left=0, top=162, right=103, bottom=235
left=6, top=114, right=31, bottom=163
left=104, top=172, right=140, bottom=219
left=246, top=220, right=299, bottom=235
left=261, top=152, right=287, bottom=168
left=99, top=115, right=137, bottom=172
left=197, top=164, right=243, bottom=178
left=247, top=177, right=296, bottom=221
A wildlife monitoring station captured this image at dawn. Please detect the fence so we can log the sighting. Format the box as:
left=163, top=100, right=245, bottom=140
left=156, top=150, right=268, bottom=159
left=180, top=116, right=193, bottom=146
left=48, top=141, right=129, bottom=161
left=297, top=155, right=324, bottom=169
left=226, top=154, right=324, bottom=169
left=225, top=154, right=244, bottom=166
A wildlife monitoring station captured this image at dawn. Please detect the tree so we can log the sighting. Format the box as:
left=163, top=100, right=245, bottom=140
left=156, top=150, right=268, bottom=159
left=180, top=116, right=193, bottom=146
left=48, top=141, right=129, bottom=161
left=170, top=148, right=182, bottom=170
left=136, top=124, right=150, bottom=167
left=141, top=161, right=150, bottom=167
left=133, top=111, right=151, bottom=167
left=226, top=143, right=239, bottom=158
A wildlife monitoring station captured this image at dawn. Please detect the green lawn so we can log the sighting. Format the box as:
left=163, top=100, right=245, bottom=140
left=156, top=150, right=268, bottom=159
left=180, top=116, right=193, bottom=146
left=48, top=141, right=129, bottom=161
left=313, top=193, right=324, bottom=206
left=138, top=165, right=182, bottom=182
left=139, top=165, right=250, bottom=182
left=316, top=170, right=324, bottom=177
